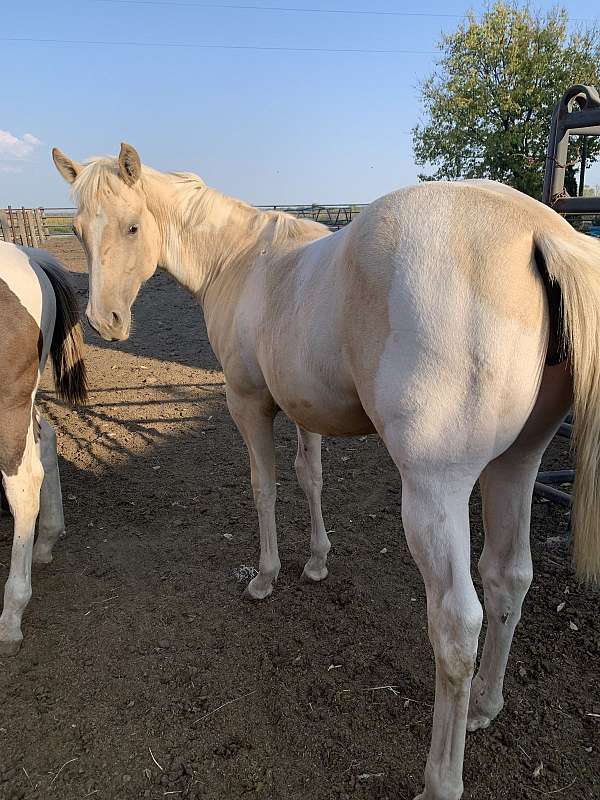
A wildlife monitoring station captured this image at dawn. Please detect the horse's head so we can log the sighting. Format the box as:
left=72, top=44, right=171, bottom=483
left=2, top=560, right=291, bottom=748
left=52, top=143, right=160, bottom=341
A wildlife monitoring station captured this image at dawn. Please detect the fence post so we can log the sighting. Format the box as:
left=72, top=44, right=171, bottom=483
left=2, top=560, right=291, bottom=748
left=22, top=206, right=33, bottom=246
left=15, top=208, right=27, bottom=245
left=0, top=210, right=12, bottom=242
left=7, top=206, right=17, bottom=243
left=34, top=208, right=47, bottom=244
left=38, top=208, right=49, bottom=240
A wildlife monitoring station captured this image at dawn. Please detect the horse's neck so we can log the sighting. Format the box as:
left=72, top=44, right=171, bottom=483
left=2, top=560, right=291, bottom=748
left=144, top=172, right=267, bottom=302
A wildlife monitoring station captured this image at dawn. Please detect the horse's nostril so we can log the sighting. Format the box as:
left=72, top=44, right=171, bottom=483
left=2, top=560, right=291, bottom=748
left=111, top=311, right=121, bottom=327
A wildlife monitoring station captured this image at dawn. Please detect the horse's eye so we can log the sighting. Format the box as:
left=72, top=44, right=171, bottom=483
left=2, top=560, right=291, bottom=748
left=128, top=224, right=138, bottom=235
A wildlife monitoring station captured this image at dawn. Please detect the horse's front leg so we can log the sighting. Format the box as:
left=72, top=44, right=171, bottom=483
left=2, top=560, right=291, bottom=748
left=295, top=426, right=330, bottom=582
left=227, top=388, right=280, bottom=600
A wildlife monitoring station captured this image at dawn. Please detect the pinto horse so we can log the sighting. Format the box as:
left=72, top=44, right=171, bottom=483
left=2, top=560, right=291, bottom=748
left=53, top=143, right=600, bottom=800
left=0, top=241, right=86, bottom=656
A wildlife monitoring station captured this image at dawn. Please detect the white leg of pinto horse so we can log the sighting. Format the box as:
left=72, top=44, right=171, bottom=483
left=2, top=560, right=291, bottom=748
left=0, top=421, right=44, bottom=655
left=468, top=362, right=572, bottom=731
left=227, top=387, right=281, bottom=600
left=32, top=415, right=65, bottom=565
left=295, top=426, right=331, bottom=583
left=400, top=469, right=483, bottom=800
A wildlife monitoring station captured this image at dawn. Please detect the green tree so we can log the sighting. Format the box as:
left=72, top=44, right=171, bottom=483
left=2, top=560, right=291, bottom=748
left=413, top=2, right=600, bottom=197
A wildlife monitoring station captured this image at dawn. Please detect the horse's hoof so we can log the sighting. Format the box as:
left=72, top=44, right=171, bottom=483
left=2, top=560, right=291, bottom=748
left=466, top=713, right=492, bottom=732
left=413, top=787, right=463, bottom=800
left=467, top=677, right=503, bottom=732
left=33, top=550, right=53, bottom=565
left=0, top=637, right=22, bottom=657
left=243, top=576, right=275, bottom=601
left=301, top=565, right=329, bottom=584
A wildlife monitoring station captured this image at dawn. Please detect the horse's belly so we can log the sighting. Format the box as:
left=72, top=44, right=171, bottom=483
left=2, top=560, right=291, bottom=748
left=270, top=378, right=375, bottom=437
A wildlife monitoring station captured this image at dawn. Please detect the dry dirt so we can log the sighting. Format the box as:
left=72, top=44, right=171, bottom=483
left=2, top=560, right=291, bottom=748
left=0, top=237, right=598, bottom=800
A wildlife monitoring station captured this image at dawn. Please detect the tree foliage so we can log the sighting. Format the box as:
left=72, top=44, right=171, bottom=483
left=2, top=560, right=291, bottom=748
left=413, top=3, right=600, bottom=197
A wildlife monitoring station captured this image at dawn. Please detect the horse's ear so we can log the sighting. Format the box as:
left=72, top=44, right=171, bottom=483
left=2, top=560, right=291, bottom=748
left=118, top=142, right=141, bottom=187
left=52, top=148, right=82, bottom=184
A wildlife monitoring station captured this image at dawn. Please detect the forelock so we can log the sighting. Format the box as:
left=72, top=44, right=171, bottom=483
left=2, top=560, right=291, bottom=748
left=72, top=157, right=127, bottom=209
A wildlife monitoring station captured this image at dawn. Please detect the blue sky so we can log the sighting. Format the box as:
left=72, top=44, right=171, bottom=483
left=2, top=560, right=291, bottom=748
left=0, top=0, right=598, bottom=206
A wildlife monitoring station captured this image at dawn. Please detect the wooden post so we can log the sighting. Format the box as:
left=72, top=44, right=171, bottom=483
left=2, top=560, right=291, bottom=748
left=34, top=208, right=47, bottom=244
left=25, top=210, right=39, bottom=246
left=0, top=210, right=12, bottom=242
left=14, top=207, right=25, bottom=244
left=7, top=206, right=17, bottom=243
left=22, top=206, right=33, bottom=246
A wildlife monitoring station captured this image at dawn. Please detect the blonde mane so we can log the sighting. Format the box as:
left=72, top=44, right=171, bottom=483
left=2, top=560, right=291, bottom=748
left=72, top=157, right=327, bottom=249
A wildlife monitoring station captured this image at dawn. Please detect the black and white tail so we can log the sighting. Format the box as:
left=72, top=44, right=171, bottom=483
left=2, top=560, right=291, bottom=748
left=38, top=261, right=88, bottom=406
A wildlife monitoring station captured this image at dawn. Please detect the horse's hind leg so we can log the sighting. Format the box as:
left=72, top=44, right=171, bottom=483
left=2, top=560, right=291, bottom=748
left=400, top=469, right=483, bottom=800
left=468, top=362, right=572, bottom=732
left=0, top=420, right=44, bottom=655
left=32, top=415, right=65, bottom=565
left=466, top=455, right=537, bottom=731
left=295, top=426, right=331, bottom=583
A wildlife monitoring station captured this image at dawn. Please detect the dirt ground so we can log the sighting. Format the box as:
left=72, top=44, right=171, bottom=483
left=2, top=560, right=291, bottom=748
left=0, top=236, right=598, bottom=800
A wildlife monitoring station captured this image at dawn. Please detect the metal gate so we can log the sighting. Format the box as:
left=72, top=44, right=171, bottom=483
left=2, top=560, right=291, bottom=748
left=537, top=84, right=600, bottom=510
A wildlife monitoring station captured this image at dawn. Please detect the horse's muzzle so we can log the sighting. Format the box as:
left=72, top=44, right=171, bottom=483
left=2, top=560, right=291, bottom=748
left=86, top=309, right=130, bottom=342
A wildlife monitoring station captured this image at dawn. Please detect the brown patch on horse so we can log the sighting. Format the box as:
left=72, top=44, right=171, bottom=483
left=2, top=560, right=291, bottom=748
left=0, top=277, right=41, bottom=475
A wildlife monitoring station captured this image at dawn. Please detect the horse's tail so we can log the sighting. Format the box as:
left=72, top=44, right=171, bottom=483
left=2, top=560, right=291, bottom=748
left=38, top=261, right=88, bottom=406
left=536, top=228, right=600, bottom=581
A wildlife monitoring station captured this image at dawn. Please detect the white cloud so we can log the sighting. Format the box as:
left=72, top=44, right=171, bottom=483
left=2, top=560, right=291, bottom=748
left=0, top=130, right=43, bottom=160
left=0, top=165, right=22, bottom=173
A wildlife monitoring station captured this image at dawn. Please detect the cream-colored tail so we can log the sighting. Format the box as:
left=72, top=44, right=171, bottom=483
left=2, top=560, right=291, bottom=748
left=536, top=229, right=600, bottom=581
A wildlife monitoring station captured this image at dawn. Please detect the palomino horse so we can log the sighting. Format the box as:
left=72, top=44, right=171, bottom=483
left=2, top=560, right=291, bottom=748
left=53, top=143, right=600, bottom=800
left=0, top=241, right=87, bottom=656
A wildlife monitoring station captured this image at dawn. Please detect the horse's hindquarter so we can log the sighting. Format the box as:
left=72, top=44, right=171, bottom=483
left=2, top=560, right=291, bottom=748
left=343, top=184, right=550, bottom=467
left=0, top=243, right=49, bottom=475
